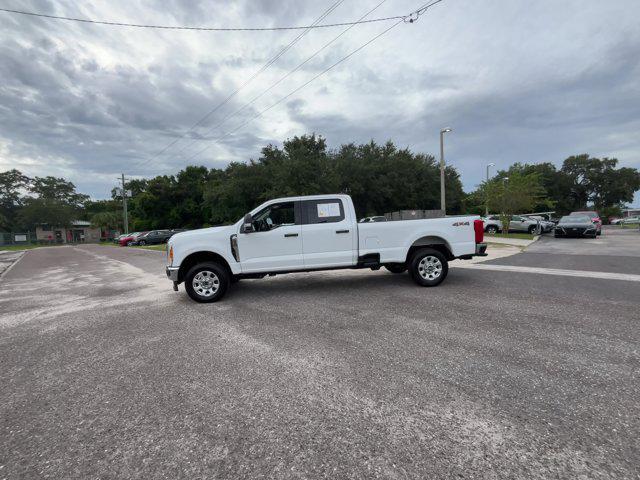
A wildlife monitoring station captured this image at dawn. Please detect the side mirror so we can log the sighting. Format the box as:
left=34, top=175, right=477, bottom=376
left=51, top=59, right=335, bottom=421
left=241, top=213, right=254, bottom=233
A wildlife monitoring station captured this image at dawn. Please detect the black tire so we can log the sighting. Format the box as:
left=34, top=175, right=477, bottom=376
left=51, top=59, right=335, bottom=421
left=127, top=241, right=134, bottom=246
left=184, top=262, right=229, bottom=303
left=409, top=248, right=448, bottom=287
left=384, top=264, right=407, bottom=274
left=528, top=225, right=538, bottom=235
left=139, top=240, right=146, bottom=246
left=486, top=225, right=499, bottom=234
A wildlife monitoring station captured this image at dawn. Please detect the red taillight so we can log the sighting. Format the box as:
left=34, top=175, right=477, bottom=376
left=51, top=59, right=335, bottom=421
left=474, top=219, right=484, bottom=243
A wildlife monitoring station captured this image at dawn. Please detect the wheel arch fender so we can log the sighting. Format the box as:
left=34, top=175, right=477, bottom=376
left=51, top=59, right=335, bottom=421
left=178, top=251, right=232, bottom=284
left=406, top=235, right=454, bottom=262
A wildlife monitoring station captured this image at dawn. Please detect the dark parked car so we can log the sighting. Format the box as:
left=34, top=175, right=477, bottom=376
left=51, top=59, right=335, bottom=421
left=554, top=215, right=597, bottom=238
left=570, top=210, right=602, bottom=235
left=133, top=230, right=174, bottom=246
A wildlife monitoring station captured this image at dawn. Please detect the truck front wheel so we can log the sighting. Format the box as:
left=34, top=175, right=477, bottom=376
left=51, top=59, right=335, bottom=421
left=409, top=248, right=448, bottom=287
left=185, top=262, right=230, bottom=303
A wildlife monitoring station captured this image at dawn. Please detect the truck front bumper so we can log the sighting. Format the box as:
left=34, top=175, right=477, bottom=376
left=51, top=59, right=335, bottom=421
left=166, top=266, right=180, bottom=282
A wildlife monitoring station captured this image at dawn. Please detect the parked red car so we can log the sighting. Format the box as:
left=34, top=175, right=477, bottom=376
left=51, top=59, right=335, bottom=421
left=118, top=231, right=147, bottom=246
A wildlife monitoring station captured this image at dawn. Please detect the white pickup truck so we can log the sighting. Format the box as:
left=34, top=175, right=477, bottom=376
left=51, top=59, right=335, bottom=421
left=166, top=194, right=487, bottom=302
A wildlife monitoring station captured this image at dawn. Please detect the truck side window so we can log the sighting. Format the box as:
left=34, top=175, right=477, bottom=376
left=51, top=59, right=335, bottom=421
left=303, top=199, right=345, bottom=224
left=252, top=202, right=296, bottom=232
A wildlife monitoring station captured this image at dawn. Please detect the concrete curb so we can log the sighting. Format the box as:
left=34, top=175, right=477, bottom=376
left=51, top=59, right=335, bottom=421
left=484, top=234, right=542, bottom=248
left=0, top=251, right=26, bottom=282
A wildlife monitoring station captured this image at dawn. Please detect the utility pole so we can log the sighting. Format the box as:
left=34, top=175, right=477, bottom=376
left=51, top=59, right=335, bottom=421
left=120, top=173, right=129, bottom=234
left=485, top=162, right=495, bottom=217
left=439, top=128, right=452, bottom=215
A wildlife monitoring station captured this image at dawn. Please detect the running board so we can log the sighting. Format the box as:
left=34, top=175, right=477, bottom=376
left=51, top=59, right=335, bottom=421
left=357, top=253, right=381, bottom=268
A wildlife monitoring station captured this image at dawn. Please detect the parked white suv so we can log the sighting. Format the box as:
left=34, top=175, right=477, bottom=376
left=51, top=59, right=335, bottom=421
left=166, top=194, right=487, bottom=302
left=483, top=215, right=541, bottom=234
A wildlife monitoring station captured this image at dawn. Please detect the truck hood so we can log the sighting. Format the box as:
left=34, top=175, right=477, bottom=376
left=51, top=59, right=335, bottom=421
left=170, top=225, right=236, bottom=244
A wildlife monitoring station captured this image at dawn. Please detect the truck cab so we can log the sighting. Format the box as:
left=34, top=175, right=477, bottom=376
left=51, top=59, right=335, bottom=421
left=166, top=194, right=486, bottom=302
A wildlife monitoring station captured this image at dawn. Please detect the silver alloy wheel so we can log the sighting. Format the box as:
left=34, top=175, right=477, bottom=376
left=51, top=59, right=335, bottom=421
left=192, top=270, right=220, bottom=297
left=418, top=255, right=443, bottom=281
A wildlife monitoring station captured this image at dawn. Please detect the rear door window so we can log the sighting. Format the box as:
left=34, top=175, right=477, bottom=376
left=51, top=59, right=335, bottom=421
left=302, top=199, right=345, bottom=224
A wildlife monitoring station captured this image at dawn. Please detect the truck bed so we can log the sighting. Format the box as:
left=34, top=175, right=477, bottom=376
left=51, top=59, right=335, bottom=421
left=357, top=216, right=479, bottom=263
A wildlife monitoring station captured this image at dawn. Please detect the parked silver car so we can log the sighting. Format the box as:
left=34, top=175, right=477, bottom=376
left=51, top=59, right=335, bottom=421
left=620, top=216, right=640, bottom=225
left=522, top=215, right=555, bottom=232
left=483, top=215, right=541, bottom=234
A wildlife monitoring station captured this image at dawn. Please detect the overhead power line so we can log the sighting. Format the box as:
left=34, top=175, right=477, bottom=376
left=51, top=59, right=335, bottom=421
left=0, top=6, right=426, bottom=32
left=137, top=0, right=344, bottom=167
left=184, top=0, right=444, bottom=164
left=172, top=0, right=390, bottom=161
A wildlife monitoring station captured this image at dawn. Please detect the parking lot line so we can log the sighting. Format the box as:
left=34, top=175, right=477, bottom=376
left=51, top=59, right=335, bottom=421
left=453, top=263, right=640, bottom=282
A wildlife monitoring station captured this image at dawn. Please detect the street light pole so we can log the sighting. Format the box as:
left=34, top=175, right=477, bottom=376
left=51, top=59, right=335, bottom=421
left=439, top=128, right=452, bottom=215
left=485, top=162, right=495, bottom=217
left=120, top=173, right=129, bottom=234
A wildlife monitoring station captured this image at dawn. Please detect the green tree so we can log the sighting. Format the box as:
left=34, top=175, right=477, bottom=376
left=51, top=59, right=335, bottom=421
left=485, top=171, right=551, bottom=233
left=90, top=211, right=121, bottom=231
left=127, top=175, right=177, bottom=230
left=206, top=161, right=270, bottom=225
left=19, top=198, right=77, bottom=228
left=19, top=176, right=89, bottom=229
left=0, top=169, right=31, bottom=230
left=30, top=176, right=89, bottom=207
left=561, top=154, right=640, bottom=212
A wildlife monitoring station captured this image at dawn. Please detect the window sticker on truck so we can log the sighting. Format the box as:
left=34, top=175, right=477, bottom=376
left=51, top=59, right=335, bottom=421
left=317, top=203, right=341, bottom=218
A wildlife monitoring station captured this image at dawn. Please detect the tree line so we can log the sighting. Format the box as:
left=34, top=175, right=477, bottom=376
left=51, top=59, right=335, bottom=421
left=122, top=135, right=464, bottom=231
left=1, top=135, right=638, bottom=233
left=465, top=154, right=640, bottom=220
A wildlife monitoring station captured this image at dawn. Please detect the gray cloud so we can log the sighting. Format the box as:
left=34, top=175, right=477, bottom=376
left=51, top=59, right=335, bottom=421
left=0, top=0, right=638, bottom=205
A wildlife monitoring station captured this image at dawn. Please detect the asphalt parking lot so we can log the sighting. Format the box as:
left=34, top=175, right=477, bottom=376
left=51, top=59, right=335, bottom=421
left=1, top=228, right=639, bottom=479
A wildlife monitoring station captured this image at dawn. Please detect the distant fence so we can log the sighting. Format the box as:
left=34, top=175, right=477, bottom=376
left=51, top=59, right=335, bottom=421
left=385, top=210, right=445, bottom=221
left=0, top=231, right=36, bottom=246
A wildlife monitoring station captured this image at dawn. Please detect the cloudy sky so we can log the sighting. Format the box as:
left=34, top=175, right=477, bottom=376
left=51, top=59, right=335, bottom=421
left=1, top=0, right=639, bottom=204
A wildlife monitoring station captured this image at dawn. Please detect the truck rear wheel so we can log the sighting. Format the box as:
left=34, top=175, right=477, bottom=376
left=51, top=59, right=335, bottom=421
left=185, top=262, right=229, bottom=303
left=409, top=248, right=448, bottom=287
left=384, top=264, right=407, bottom=274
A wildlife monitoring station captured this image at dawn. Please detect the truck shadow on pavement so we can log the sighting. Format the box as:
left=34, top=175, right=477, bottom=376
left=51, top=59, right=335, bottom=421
left=216, top=269, right=476, bottom=303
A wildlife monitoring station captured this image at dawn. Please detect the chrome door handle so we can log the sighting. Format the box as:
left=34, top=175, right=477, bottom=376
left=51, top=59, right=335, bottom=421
left=284, top=233, right=299, bottom=237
